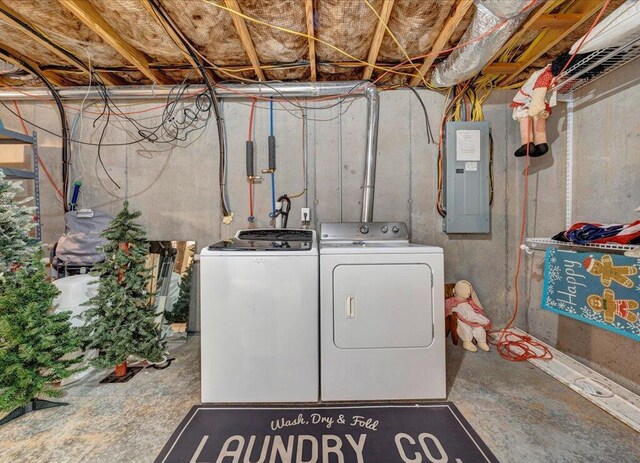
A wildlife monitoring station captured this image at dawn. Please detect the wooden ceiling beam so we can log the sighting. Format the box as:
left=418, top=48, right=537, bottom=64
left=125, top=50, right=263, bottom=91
left=409, top=0, right=474, bottom=86
left=0, top=1, right=124, bottom=86
left=500, top=0, right=607, bottom=85
left=481, top=2, right=555, bottom=75
left=56, top=0, right=172, bottom=84
left=139, top=0, right=198, bottom=69
left=0, top=44, right=71, bottom=86
left=362, top=0, right=394, bottom=80
left=483, top=62, right=521, bottom=74
left=223, top=0, right=266, bottom=81
left=304, top=0, right=316, bottom=81
left=141, top=0, right=221, bottom=84
left=533, top=13, right=584, bottom=29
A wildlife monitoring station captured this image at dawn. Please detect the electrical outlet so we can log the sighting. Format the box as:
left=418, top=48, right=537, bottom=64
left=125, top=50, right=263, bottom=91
left=301, top=208, right=310, bottom=223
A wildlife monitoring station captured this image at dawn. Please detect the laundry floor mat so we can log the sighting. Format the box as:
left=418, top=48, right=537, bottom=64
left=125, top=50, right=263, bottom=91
left=155, top=403, right=498, bottom=463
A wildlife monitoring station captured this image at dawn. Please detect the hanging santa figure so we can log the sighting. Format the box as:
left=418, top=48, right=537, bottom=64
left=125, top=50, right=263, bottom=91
left=510, top=57, right=569, bottom=158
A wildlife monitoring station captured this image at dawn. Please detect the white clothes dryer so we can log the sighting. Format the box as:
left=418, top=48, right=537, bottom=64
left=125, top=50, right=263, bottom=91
left=320, top=222, right=445, bottom=401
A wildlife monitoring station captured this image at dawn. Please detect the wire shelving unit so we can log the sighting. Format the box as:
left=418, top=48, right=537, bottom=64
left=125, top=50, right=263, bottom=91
left=554, top=36, right=640, bottom=95
left=523, top=238, right=638, bottom=255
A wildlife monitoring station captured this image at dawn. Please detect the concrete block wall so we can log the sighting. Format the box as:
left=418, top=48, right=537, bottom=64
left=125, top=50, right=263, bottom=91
left=1, top=89, right=529, bottom=328
left=2, top=80, right=637, bottom=392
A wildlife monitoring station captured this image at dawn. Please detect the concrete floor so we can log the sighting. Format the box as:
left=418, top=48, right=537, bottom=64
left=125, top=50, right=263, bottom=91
left=0, top=336, right=637, bottom=463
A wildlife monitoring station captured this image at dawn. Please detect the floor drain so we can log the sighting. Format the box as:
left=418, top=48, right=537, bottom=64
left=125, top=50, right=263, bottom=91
left=573, top=377, right=614, bottom=398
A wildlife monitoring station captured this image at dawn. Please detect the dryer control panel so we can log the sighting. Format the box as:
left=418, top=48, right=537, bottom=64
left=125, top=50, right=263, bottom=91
left=320, top=222, right=409, bottom=242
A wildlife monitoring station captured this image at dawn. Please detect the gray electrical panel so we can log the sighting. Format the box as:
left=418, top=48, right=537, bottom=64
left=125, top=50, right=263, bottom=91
left=444, top=121, right=490, bottom=234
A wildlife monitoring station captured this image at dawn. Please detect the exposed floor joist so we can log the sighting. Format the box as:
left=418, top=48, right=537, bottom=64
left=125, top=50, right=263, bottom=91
left=0, top=1, right=123, bottom=86
left=482, top=1, right=556, bottom=76
left=140, top=0, right=199, bottom=70
left=56, top=0, right=172, bottom=85
left=304, top=0, right=316, bottom=81
left=362, top=0, right=394, bottom=80
left=483, top=62, right=521, bottom=74
left=409, top=0, right=474, bottom=87
left=500, top=0, right=607, bottom=85
left=142, top=0, right=219, bottom=84
left=0, top=43, right=70, bottom=86
left=223, top=0, right=266, bottom=81
left=533, top=13, right=585, bottom=29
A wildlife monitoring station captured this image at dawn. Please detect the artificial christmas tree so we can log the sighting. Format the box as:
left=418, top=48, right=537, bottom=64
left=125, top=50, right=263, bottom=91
left=82, top=201, right=166, bottom=378
left=0, top=171, right=37, bottom=282
left=0, top=255, right=82, bottom=420
left=0, top=171, right=81, bottom=424
left=165, top=263, right=192, bottom=325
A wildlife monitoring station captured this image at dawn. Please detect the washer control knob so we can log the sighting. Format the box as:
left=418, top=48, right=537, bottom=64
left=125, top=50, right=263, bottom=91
left=392, top=225, right=400, bottom=233
left=381, top=225, right=388, bottom=233
left=359, top=225, right=369, bottom=234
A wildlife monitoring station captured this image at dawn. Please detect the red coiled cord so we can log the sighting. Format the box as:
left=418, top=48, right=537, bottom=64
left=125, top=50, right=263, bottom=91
left=490, top=121, right=552, bottom=362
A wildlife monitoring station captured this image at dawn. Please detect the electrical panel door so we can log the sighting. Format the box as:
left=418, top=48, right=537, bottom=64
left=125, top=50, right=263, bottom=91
left=444, top=121, right=491, bottom=233
left=333, top=263, right=433, bottom=349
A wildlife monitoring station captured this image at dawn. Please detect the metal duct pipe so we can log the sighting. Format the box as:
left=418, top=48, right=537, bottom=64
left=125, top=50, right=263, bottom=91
left=0, top=81, right=370, bottom=100
left=0, top=81, right=380, bottom=222
left=431, top=0, right=541, bottom=87
left=361, top=84, right=379, bottom=222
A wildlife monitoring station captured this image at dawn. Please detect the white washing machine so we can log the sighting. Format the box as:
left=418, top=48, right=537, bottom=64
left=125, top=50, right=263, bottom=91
left=200, top=229, right=318, bottom=403
left=320, top=222, right=445, bottom=401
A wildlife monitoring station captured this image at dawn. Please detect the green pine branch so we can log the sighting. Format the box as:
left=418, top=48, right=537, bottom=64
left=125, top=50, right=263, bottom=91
left=165, top=263, right=193, bottom=324
left=0, top=256, right=82, bottom=412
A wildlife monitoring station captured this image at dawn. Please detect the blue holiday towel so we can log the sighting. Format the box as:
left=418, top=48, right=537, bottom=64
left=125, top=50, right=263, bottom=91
left=542, top=248, right=640, bottom=342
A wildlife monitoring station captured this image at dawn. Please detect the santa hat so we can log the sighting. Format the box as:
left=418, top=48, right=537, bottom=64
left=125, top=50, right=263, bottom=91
left=582, top=256, right=595, bottom=271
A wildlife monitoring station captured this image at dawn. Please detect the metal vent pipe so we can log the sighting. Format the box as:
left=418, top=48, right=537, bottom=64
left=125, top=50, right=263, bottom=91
left=0, top=81, right=380, bottom=222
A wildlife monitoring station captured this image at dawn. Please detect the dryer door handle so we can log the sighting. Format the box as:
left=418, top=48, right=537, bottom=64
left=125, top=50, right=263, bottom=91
left=345, top=296, right=356, bottom=319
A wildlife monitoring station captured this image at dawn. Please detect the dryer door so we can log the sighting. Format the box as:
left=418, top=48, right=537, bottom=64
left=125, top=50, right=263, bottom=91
left=333, top=263, right=433, bottom=349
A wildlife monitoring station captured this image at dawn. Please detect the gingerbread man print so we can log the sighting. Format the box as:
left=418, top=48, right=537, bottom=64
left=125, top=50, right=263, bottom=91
left=587, top=289, right=639, bottom=324
left=582, top=255, right=637, bottom=288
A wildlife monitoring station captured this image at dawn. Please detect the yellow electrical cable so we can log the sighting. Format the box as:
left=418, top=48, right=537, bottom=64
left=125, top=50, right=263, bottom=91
left=203, top=0, right=420, bottom=80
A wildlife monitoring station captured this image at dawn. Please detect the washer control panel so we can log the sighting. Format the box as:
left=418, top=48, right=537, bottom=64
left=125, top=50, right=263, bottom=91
left=320, top=222, right=409, bottom=242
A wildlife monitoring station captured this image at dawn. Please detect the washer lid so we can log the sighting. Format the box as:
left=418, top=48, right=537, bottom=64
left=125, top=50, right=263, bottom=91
left=237, top=229, right=314, bottom=242
left=209, top=238, right=314, bottom=252
left=205, top=228, right=316, bottom=254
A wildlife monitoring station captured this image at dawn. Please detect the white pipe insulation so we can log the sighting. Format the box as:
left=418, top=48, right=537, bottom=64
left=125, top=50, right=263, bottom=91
left=0, top=81, right=380, bottom=222
left=430, top=0, right=543, bottom=87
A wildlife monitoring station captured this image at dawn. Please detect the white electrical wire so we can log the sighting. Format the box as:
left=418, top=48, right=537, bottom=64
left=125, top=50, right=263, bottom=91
left=69, top=47, right=94, bottom=209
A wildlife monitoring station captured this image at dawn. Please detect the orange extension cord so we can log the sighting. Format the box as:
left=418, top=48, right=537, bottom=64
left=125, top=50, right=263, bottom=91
left=489, top=130, right=552, bottom=362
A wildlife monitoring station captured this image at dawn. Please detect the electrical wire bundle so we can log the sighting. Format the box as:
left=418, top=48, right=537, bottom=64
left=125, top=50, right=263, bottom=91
left=436, top=81, right=494, bottom=217
left=88, top=72, right=214, bottom=191
left=7, top=76, right=215, bottom=196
